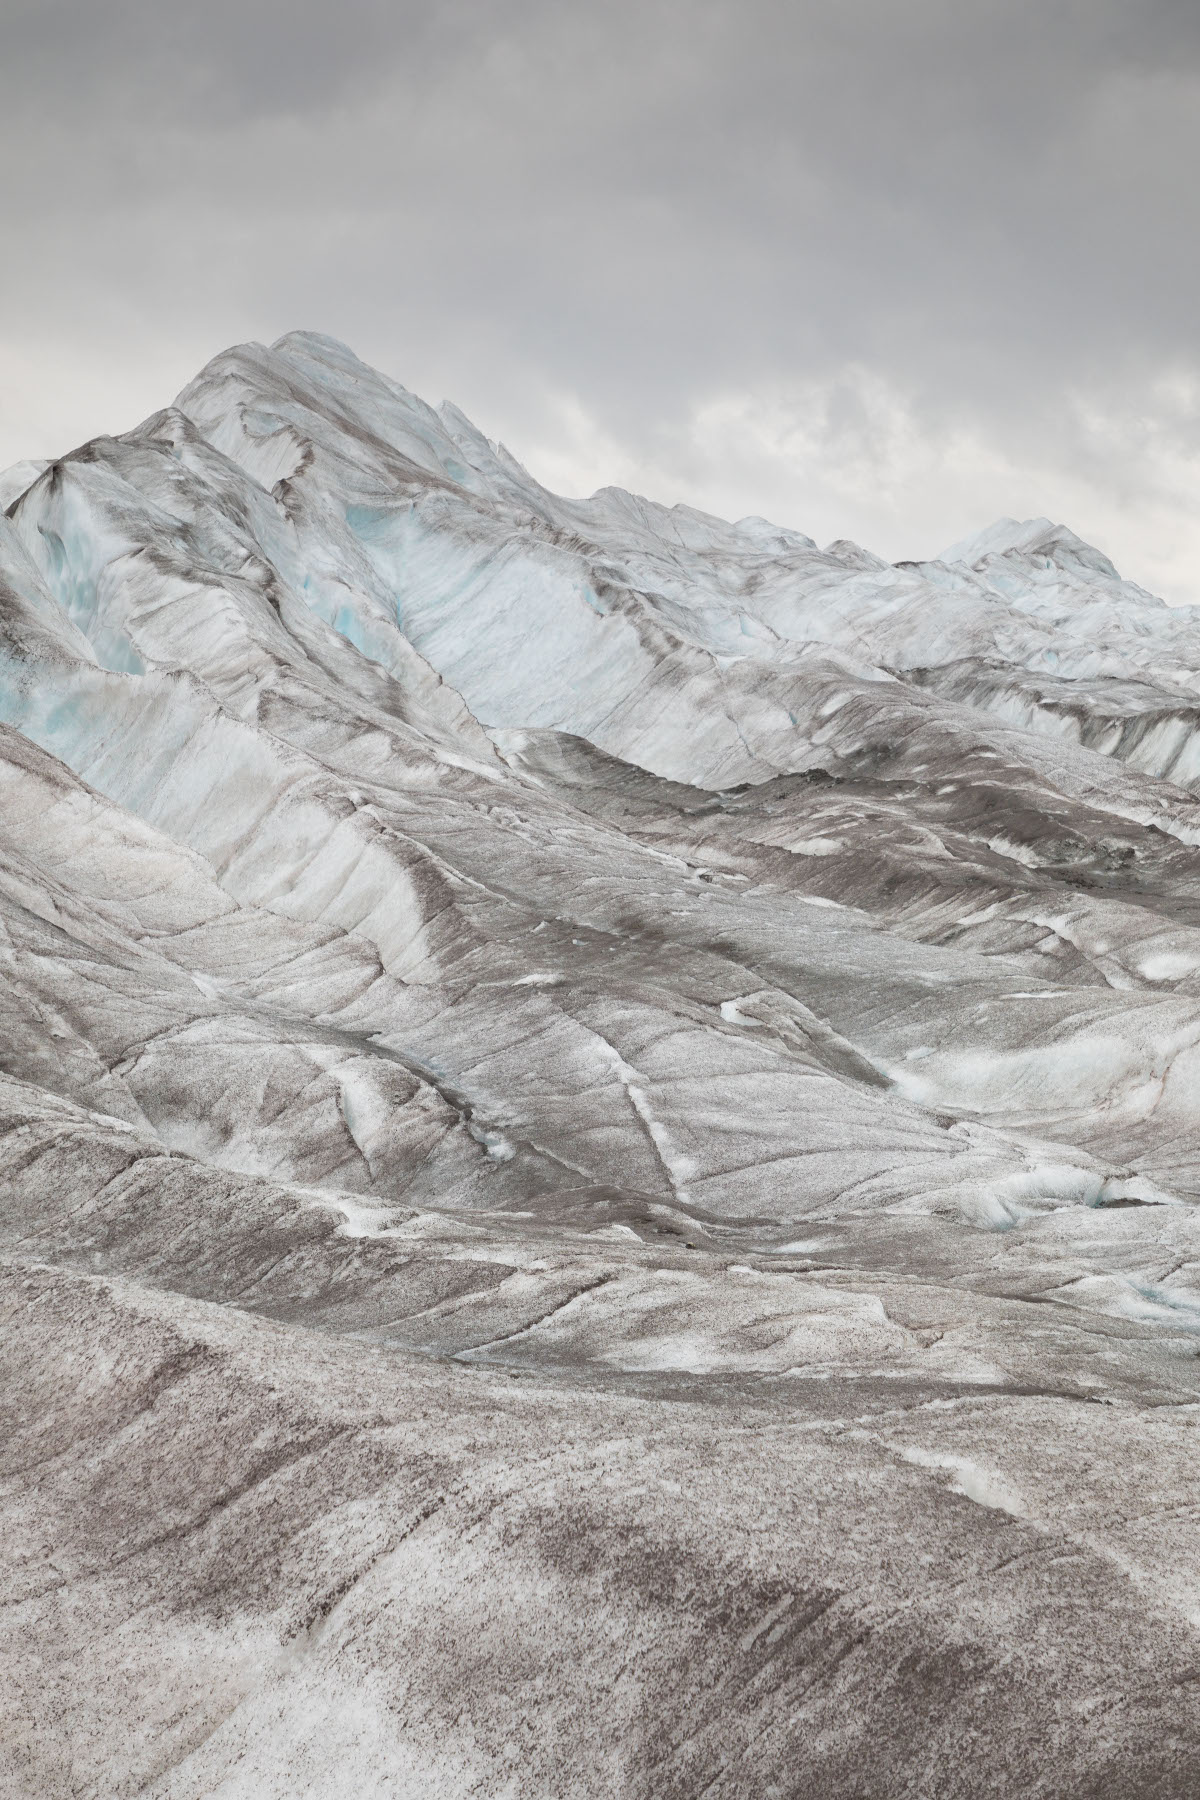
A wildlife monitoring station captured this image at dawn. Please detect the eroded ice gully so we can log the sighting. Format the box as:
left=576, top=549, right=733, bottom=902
left=3, top=333, right=1200, bottom=1797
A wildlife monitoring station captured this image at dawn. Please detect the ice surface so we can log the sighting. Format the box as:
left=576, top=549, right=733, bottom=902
left=4, top=333, right=1200, bottom=1795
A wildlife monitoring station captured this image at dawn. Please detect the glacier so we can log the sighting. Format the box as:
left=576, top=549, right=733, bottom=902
left=4, top=330, right=1200, bottom=1795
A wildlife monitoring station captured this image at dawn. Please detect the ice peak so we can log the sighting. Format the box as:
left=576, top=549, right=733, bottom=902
left=939, top=515, right=1120, bottom=579
left=271, top=329, right=367, bottom=368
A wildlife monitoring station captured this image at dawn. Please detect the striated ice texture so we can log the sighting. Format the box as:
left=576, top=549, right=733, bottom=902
left=5, top=332, right=1200, bottom=1795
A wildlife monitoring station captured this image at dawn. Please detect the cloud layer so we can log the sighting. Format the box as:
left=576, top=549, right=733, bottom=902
left=4, top=0, right=1200, bottom=593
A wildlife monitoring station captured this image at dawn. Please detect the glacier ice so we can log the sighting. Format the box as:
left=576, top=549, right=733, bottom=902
left=4, top=332, right=1200, bottom=1796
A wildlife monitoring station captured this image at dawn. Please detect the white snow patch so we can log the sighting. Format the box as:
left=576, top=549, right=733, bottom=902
left=1137, top=949, right=1200, bottom=983
left=901, top=1448, right=1027, bottom=1516
left=789, top=837, right=845, bottom=857
left=720, top=997, right=763, bottom=1025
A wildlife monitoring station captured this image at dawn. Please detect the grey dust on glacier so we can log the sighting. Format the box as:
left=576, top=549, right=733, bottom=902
left=4, top=331, right=1200, bottom=1798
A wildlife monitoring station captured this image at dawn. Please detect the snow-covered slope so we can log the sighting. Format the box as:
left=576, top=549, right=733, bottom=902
left=5, top=332, right=1200, bottom=1797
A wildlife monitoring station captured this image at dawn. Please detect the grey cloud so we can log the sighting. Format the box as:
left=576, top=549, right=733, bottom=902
left=2, top=0, right=1199, bottom=589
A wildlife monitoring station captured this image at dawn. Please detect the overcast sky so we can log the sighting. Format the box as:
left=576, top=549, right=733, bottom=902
left=4, top=0, right=1200, bottom=594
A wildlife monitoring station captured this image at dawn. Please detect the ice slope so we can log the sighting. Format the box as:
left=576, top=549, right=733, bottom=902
left=5, top=333, right=1200, bottom=1797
